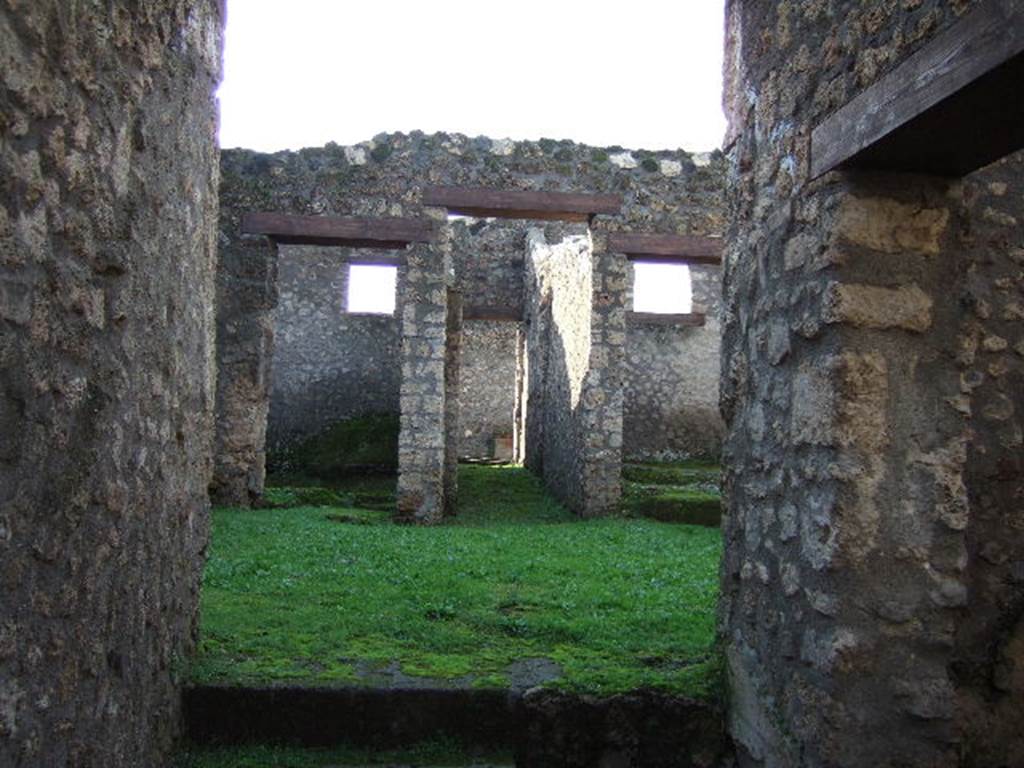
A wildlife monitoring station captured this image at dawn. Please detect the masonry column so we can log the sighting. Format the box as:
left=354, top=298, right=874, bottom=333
left=211, top=236, right=278, bottom=506
left=0, top=3, right=223, bottom=765
left=396, top=215, right=451, bottom=523
left=579, top=233, right=628, bottom=516
left=720, top=3, right=989, bottom=766
left=443, top=288, right=463, bottom=515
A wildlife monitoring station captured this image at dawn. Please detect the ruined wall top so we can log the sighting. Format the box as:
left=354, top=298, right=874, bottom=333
left=220, top=131, right=726, bottom=236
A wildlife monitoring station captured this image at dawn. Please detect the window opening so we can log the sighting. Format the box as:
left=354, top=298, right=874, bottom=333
left=346, top=264, right=397, bottom=314
left=632, top=262, right=692, bottom=314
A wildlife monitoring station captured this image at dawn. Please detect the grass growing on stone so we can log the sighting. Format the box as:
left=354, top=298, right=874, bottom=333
left=620, top=460, right=722, bottom=527
left=175, top=740, right=511, bottom=768
left=193, top=465, right=722, bottom=698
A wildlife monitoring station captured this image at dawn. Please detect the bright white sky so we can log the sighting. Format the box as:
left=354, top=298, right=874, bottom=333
left=219, top=0, right=727, bottom=153
left=347, top=265, right=397, bottom=314
left=633, top=263, right=692, bottom=314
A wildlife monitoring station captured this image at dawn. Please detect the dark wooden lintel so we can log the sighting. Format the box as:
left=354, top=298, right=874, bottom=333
left=811, top=0, right=1024, bottom=178
left=627, top=311, right=707, bottom=328
left=608, top=233, right=722, bottom=265
left=422, top=186, right=621, bottom=222
left=463, top=305, right=523, bottom=322
left=241, top=213, right=435, bottom=249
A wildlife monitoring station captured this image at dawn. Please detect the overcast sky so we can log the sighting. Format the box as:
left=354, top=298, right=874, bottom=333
left=218, top=0, right=727, bottom=153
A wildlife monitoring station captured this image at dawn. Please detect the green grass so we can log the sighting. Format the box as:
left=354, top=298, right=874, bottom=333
left=193, top=466, right=722, bottom=698
left=263, top=474, right=396, bottom=512
left=175, top=740, right=510, bottom=768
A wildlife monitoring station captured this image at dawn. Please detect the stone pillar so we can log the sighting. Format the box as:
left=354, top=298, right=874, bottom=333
left=443, top=288, right=463, bottom=515
left=396, top=219, right=451, bottom=524
left=579, top=234, right=627, bottom=516
left=513, top=326, right=528, bottom=465
left=0, top=2, right=223, bottom=765
left=211, top=237, right=278, bottom=506
left=719, top=4, right=1017, bottom=766
left=521, top=226, right=625, bottom=517
left=722, top=173, right=969, bottom=767
left=951, top=151, right=1024, bottom=767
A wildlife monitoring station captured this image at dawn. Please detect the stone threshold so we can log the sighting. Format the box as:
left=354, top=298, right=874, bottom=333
left=184, top=684, right=730, bottom=767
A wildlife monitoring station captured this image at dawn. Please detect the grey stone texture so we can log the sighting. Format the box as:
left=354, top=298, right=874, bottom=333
left=720, top=1, right=1022, bottom=766
left=954, top=150, right=1024, bottom=768
left=214, top=133, right=726, bottom=510
left=396, top=229, right=452, bottom=524
left=267, top=247, right=401, bottom=455
left=460, top=320, right=519, bottom=458
left=624, top=263, right=724, bottom=460
left=0, top=2, right=223, bottom=766
left=210, top=236, right=277, bottom=505
left=523, top=227, right=627, bottom=517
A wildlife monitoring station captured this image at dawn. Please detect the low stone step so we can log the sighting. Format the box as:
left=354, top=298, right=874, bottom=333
left=184, top=685, right=730, bottom=767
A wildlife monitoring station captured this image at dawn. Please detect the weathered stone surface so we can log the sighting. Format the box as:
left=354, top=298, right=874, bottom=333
left=837, top=195, right=950, bottom=255
left=952, top=150, right=1024, bottom=768
left=211, top=238, right=277, bottom=506
left=460, top=321, right=518, bottom=458
left=824, top=282, right=933, bottom=332
left=215, top=132, right=726, bottom=505
left=720, top=1, right=1023, bottom=766
left=515, top=688, right=729, bottom=768
left=521, top=226, right=627, bottom=516
left=394, top=230, right=449, bottom=522
left=0, top=2, right=223, bottom=765
left=624, top=263, right=724, bottom=461
left=267, top=246, right=400, bottom=455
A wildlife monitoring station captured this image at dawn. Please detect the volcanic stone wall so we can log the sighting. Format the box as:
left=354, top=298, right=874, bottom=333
left=396, top=227, right=453, bottom=524
left=267, top=247, right=402, bottom=454
left=523, top=226, right=595, bottom=512
left=0, top=3, right=223, bottom=766
left=624, top=263, right=724, bottom=460
left=523, top=226, right=627, bottom=516
left=954, top=150, right=1024, bottom=767
left=215, top=133, right=725, bottom=506
left=211, top=234, right=276, bottom=505
left=720, top=2, right=1022, bottom=766
left=460, top=321, right=518, bottom=458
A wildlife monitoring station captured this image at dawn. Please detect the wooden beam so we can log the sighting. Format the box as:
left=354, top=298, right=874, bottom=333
left=241, top=213, right=435, bottom=249
left=811, top=0, right=1024, bottom=178
left=463, top=305, right=523, bottom=322
left=608, top=233, right=723, bottom=265
left=627, top=312, right=707, bottom=328
left=422, top=186, right=621, bottom=222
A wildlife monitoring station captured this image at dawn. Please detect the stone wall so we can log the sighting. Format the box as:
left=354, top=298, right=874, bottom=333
left=267, top=247, right=402, bottom=454
left=210, top=235, right=276, bottom=505
left=524, top=226, right=626, bottom=516
left=954, top=150, right=1024, bottom=767
left=396, top=225, right=452, bottom=524
left=215, top=132, right=726, bottom=506
left=624, top=263, right=724, bottom=460
left=719, top=2, right=1023, bottom=766
left=460, top=320, right=518, bottom=458
left=260, top=216, right=523, bottom=462
left=0, top=3, right=223, bottom=766
left=452, top=217, right=525, bottom=316
left=524, top=226, right=594, bottom=512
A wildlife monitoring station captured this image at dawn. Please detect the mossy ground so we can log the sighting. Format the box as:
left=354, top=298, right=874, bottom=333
left=193, top=465, right=722, bottom=698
